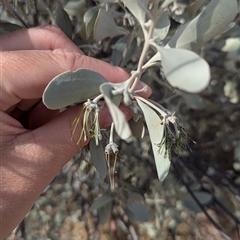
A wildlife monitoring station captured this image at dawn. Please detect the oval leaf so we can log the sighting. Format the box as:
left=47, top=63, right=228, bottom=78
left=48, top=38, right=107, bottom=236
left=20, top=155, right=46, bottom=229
left=84, top=6, right=100, bottom=24
left=112, top=36, right=137, bottom=66
left=0, top=22, right=22, bottom=35
left=159, top=47, right=210, bottom=93
left=143, top=52, right=161, bottom=69
left=153, top=11, right=170, bottom=41
left=64, top=0, right=85, bottom=17
left=97, top=201, right=112, bottom=224
left=89, top=195, right=113, bottom=211
left=89, top=139, right=107, bottom=179
left=43, top=69, right=107, bottom=110
left=125, top=201, right=149, bottom=222
left=122, top=0, right=148, bottom=25
left=179, top=191, right=213, bottom=213
left=83, top=6, right=100, bottom=40
left=127, top=192, right=144, bottom=202
left=56, top=3, right=72, bottom=39
left=94, top=9, right=127, bottom=42
left=167, top=0, right=238, bottom=51
left=135, top=97, right=170, bottom=181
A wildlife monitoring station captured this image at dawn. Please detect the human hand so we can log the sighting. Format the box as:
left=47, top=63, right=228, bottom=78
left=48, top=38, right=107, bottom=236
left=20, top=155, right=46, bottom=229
left=0, top=25, right=151, bottom=238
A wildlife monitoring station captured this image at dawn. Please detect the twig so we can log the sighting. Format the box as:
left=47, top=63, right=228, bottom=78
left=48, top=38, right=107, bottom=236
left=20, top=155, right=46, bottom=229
left=3, top=0, right=29, bottom=28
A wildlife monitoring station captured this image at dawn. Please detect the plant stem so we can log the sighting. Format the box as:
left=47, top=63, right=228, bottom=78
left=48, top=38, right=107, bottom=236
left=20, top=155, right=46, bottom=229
left=129, top=19, right=156, bottom=93
left=3, top=0, right=29, bottom=28
left=135, top=96, right=168, bottom=119
left=149, top=69, right=174, bottom=92
left=109, top=122, right=114, bottom=143
left=128, top=5, right=166, bottom=93
left=92, top=94, right=104, bottom=104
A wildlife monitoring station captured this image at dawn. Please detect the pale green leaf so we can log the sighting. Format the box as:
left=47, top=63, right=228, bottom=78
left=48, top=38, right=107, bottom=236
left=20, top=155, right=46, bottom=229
left=89, top=195, right=113, bottom=211
left=94, top=9, right=127, bottom=42
left=100, top=83, right=132, bottom=141
left=153, top=11, right=170, bottom=41
left=122, top=0, right=148, bottom=25
left=158, top=47, right=210, bottom=93
left=83, top=6, right=100, bottom=24
left=125, top=201, right=149, bottom=222
left=167, top=0, right=238, bottom=51
left=36, top=1, right=54, bottom=22
left=83, top=6, right=100, bottom=40
left=127, top=192, right=144, bottom=202
left=143, top=52, right=161, bottom=69
left=43, top=69, right=107, bottom=110
left=98, top=201, right=112, bottom=224
left=135, top=98, right=170, bottom=181
left=64, top=0, right=86, bottom=17
left=56, top=3, right=72, bottom=39
left=36, top=0, right=50, bottom=12
left=112, top=36, right=137, bottom=66
left=89, top=139, right=107, bottom=179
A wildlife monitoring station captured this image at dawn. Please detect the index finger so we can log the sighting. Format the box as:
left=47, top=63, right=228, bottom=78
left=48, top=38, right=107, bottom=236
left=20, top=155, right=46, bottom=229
left=1, top=49, right=133, bottom=112
left=0, top=26, right=152, bottom=111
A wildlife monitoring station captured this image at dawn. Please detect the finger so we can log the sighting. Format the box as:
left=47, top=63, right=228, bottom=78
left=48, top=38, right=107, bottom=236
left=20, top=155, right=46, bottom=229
left=1, top=50, right=132, bottom=111
left=0, top=25, right=83, bottom=53
left=1, top=50, right=151, bottom=111
left=29, top=102, right=60, bottom=129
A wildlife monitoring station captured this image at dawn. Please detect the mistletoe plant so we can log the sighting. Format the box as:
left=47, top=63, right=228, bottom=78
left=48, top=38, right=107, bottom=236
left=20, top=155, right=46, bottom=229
left=42, top=0, right=237, bottom=222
